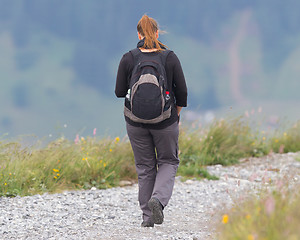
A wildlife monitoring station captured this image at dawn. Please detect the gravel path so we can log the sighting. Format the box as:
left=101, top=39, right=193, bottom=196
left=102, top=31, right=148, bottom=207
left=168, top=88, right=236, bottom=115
left=1, top=152, right=300, bottom=240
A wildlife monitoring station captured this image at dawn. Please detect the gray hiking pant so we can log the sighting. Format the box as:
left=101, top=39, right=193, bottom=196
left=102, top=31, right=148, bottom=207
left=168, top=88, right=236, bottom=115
left=126, top=121, right=180, bottom=222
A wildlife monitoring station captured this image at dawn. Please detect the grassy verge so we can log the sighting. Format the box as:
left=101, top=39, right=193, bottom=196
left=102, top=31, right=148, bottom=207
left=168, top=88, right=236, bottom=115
left=1, top=117, right=300, bottom=197
left=217, top=184, right=300, bottom=239
left=0, top=136, right=135, bottom=197
left=177, top=117, right=300, bottom=179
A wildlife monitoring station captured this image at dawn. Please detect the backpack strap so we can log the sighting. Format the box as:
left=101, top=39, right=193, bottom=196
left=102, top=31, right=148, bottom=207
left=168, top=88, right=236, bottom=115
left=130, top=48, right=172, bottom=65
left=129, top=48, right=142, bottom=65
left=159, top=49, right=172, bottom=67
left=159, top=50, right=172, bottom=91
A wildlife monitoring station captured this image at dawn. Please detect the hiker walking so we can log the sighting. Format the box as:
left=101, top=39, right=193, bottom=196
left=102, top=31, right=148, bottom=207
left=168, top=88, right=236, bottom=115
left=115, top=14, right=187, bottom=227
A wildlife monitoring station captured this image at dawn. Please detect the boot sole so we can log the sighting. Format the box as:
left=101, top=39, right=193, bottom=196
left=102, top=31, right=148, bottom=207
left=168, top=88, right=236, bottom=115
left=148, top=198, right=164, bottom=224
left=141, top=221, right=154, bottom=227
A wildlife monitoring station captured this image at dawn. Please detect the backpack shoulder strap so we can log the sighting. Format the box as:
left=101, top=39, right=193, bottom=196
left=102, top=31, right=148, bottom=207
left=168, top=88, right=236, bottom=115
left=157, top=50, right=172, bottom=91
left=129, top=48, right=142, bottom=65
left=159, top=49, right=172, bottom=67
left=130, top=48, right=172, bottom=65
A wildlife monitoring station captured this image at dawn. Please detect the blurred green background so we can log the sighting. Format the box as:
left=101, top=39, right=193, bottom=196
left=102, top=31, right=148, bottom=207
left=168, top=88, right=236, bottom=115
left=0, top=0, right=299, bottom=140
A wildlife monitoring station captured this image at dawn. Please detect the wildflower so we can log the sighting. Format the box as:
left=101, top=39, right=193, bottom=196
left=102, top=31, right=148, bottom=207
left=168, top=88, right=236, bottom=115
left=251, top=142, right=255, bottom=146
left=248, top=234, right=255, bottom=240
left=53, top=169, right=59, bottom=173
left=275, top=139, right=279, bottom=143
left=283, top=132, right=287, bottom=137
left=258, top=106, right=262, bottom=113
left=103, top=163, right=107, bottom=167
left=100, top=160, right=103, bottom=164
left=74, top=134, right=79, bottom=144
left=57, top=173, right=60, bottom=177
left=115, top=137, right=120, bottom=143
left=222, top=214, right=229, bottom=224
left=265, top=196, right=275, bottom=215
left=262, top=137, right=266, bottom=141
left=9, top=173, right=12, bottom=176
left=257, top=207, right=261, bottom=213
left=81, top=137, right=85, bottom=141
left=82, top=157, right=87, bottom=161
left=4, top=183, right=7, bottom=185
left=54, top=176, right=57, bottom=179
left=246, top=214, right=251, bottom=220
left=261, top=131, right=265, bottom=134
left=279, top=144, right=285, bottom=154
left=245, top=111, right=249, bottom=118
left=93, top=128, right=97, bottom=136
left=109, top=149, right=112, bottom=152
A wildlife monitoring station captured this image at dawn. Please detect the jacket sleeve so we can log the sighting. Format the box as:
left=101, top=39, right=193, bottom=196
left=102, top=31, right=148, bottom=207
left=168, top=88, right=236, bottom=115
left=168, top=52, right=188, bottom=107
left=115, top=53, right=132, bottom=98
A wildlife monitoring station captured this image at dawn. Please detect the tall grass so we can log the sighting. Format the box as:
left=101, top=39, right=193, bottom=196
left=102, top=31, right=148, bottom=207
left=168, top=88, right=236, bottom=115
left=268, top=121, right=300, bottom=153
left=0, top=136, right=135, bottom=197
left=179, top=117, right=265, bottom=178
left=217, top=184, right=300, bottom=239
left=1, top=117, right=300, bottom=197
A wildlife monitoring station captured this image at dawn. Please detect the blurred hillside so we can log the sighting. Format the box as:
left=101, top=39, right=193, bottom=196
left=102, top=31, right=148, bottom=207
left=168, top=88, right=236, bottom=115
left=0, top=0, right=299, bottom=139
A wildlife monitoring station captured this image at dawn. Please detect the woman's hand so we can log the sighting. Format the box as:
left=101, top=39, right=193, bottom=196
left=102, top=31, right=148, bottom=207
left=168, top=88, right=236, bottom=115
left=176, top=106, right=182, bottom=116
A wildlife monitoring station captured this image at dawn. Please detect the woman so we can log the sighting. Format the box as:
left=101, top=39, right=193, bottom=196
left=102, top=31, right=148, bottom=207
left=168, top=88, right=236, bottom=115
left=115, top=14, right=187, bottom=227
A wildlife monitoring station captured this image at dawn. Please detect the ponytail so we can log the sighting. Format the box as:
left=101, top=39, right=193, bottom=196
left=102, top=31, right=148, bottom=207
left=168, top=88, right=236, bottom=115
left=137, top=15, right=167, bottom=51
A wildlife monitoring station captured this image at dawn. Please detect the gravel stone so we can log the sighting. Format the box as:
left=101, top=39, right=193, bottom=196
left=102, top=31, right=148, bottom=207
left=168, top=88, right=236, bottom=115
left=0, top=152, right=300, bottom=239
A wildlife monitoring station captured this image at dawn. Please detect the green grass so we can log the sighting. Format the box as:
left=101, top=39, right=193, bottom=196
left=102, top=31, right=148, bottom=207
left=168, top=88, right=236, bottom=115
left=217, top=185, right=300, bottom=240
left=0, top=136, right=135, bottom=197
left=268, top=121, right=300, bottom=153
left=1, top=117, right=300, bottom=197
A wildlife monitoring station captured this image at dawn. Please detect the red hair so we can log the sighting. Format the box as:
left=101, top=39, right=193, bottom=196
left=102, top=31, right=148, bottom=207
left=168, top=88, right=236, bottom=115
left=137, top=15, right=167, bottom=51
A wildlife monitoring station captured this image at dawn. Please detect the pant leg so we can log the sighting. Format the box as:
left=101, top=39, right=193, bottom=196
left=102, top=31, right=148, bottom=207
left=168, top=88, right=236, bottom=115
left=126, top=123, right=157, bottom=222
left=149, top=121, right=180, bottom=207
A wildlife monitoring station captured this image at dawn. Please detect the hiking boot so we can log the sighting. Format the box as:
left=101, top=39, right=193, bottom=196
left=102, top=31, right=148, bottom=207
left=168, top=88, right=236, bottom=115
left=148, top=197, right=164, bottom=224
left=141, top=220, right=154, bottom=227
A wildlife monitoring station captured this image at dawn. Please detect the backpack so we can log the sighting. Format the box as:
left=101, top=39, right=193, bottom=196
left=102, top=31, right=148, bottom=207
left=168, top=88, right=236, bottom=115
left=124, top=48, right=173, bottom=124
